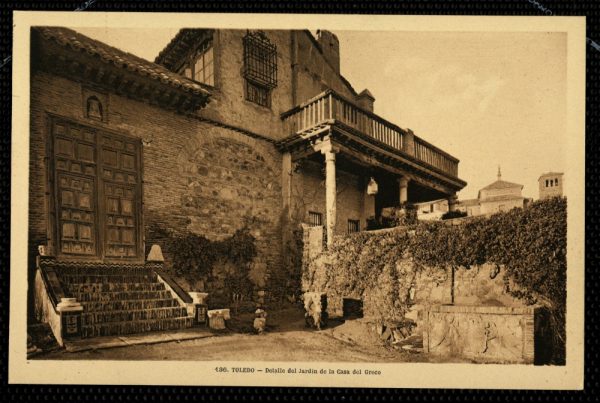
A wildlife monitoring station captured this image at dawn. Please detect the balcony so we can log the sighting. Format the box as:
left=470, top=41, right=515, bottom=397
left=280, top=90, right=462, bottom=182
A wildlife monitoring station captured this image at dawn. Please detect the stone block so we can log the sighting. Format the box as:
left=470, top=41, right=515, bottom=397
left=208, top=315, right=226, bottom=330
left=304, top=292, right=328, bottom=330
left=425, top=304, right=538, bottom=364
left=253, top=317, right=267, bottom=334
left=207, top=308, right=231, bottom=320
left=147, top=244, right=165, bottom=263
left=189, top=292, right=209, bottom=305
left=207, top=309, right=231, bottom=330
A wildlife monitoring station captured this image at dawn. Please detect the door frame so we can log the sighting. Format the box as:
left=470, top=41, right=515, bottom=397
left=45, top=113, right=145, bottom=264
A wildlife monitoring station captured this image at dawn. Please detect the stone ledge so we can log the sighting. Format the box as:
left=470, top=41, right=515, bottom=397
left=430, top=304, right=538, bottom=315
left=64, top=328, right=213, bottom=353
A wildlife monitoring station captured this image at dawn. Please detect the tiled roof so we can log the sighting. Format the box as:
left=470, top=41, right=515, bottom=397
left=154, top=29, right=211, bottom=70
left=480, top=179, right=523, bottom=191
left=35, top=27, right=211, bottom=99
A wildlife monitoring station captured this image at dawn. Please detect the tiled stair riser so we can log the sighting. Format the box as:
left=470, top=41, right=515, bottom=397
left=80, top=298, right=180, bottom=312
left=54, top=268, right=192, bottom=338
left=69, top=282, right=166, bottom=293
left=60, top=275, right=158, bottom=284
left=81, top=317, right=194, bottom=338
left=73, top=290, right=174, bottom=302
left=81, top=307, right=188, bottom=326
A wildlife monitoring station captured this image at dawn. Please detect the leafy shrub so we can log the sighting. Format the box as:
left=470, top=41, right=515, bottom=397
left=305, top=197, right=567, bottom=364
left=441, top=210, right=468, bottom=220
left=154, top=226, right=257, bottom=301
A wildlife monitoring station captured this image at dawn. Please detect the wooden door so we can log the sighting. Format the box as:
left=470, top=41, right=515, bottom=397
left=99, top=133, right=142, bottom=259
left=50, top=117, right=143, bottom=261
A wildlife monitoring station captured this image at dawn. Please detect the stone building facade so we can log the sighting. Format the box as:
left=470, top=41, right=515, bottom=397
left=538, top=172, right=564, bottom=199
left=457, top=168, right=528, bottom=216
left=413, top=199, right=449, bottom=221
left=29, top=27, right=467, bottom=338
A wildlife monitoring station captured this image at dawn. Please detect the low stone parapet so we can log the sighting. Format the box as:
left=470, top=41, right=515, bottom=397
left=424, top=304, right=537, bottom=364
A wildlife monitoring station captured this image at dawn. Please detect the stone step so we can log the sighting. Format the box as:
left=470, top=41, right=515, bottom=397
left=80, top=316, right=194, bottom=338
left=59, top=274, right=158, bottom=285
left=73, top=290, right=175, bottom=302
left=81, top=307, right=188, bottom=326
left=68, top=282, right=166, bottom=293
left=80, top=298, right=181, bottom=312
left=54, top=266, right=151, bottom=277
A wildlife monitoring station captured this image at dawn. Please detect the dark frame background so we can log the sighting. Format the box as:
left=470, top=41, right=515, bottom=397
left=0, top=0, right=597, bottom=400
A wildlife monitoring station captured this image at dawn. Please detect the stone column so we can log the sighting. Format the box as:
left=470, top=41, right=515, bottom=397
left=321, top=142, right=338, bottom=246
left=398, top=177, right=409, bottom=206
left=448, top=194, right=459, bottom=212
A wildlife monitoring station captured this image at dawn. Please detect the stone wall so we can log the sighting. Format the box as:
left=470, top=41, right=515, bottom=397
left=29, top=71, right=285, bottom=306
left=293, top=160, right=366, bottom=235
left=302, top=226, right=527, bottom=328
left=199, top=30, right=294, bottom=142
left=293, top=31, right=359, bottom=106
left=424, top=305, right=537, bottom=364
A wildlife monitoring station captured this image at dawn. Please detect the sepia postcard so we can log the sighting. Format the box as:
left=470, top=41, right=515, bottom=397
left=9, top=11, right=585, bottom=389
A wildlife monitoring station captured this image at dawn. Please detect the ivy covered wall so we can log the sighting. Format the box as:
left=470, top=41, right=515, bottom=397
left=302, top=197, right=567, bottom=363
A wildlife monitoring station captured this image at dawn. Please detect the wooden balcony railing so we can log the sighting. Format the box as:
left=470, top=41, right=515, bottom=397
left=282, top=91, right=459, bottom=179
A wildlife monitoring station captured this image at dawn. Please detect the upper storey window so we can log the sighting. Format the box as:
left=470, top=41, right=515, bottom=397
left=194, top=45, right=214, bottom=86
left=178, top=41, right=214, bottom=86
left=243, top=31, right=277, bottom=107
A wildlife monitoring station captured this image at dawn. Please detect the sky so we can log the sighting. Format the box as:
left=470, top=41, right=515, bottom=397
left=74, top=27, right=567, bottom=200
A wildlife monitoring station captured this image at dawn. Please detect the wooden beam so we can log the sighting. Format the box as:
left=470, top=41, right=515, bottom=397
left=129, top=81, right=140, bottom=98
left=330, top=140, right=456, bottom=196
left=168, top=92, right=183, bottom=108
left=68, top=60, right=80, bottom=74
left=116, top=78, right=131, bottom=95
left=106, top=73, right=118, bottom=87
left=95, top=67, right=106, bottom=83
left=333, top=125, right=465, bottom=189
left=83, top=65, right=94, bottom=80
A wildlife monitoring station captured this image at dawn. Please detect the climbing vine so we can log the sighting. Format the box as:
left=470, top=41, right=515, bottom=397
left=304, top=197, right=567, bottom=364
left=149, top=224, right=257, bottom=301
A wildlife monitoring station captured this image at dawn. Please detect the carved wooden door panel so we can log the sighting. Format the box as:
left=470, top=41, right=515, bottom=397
left=51, top=120, right=99, bottom=257
left=51, top=117, right=143, bottom=261
left=99, top=134, right=142, bottom=259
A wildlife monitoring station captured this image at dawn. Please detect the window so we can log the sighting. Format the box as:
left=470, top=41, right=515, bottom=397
left=193, top=45, right=214, bottom=86
left=555, top=178, right=559, bottom=186
left=246, top=80, right=270, bottom=107
left=308, top=211, right=323, bottom=227
left=243, top=31, right=277, bottom=107
left=347, top=219, right=360, bottom=234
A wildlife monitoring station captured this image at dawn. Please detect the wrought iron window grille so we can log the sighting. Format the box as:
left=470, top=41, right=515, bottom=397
left=243, top=31, right=278, bottom=89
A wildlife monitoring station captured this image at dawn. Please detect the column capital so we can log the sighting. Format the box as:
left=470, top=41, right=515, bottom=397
left=397, top=176, right=410, bottom=187
left=315, top=137, right=340, bottom=156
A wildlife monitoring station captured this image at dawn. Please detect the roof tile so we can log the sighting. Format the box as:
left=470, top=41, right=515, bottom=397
left=35, top=26, right=211, bottom=99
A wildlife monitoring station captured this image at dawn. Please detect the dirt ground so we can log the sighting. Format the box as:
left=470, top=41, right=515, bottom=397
left=37, top=307, right=440, bottom=363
